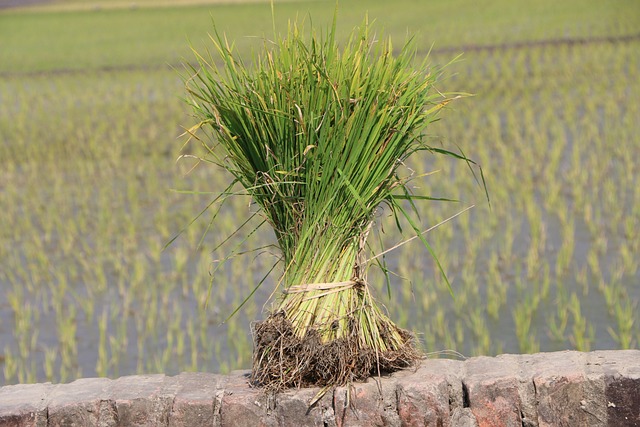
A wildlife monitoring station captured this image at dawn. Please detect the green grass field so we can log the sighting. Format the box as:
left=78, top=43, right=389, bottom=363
left=1, top=0, right=639, bottom=384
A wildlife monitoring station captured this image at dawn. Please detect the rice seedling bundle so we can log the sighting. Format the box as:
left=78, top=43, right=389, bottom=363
left=184, top=15, right=473, bottom=389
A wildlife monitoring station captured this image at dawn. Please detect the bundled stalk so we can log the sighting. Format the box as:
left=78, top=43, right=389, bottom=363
left=184, top=16, right=471, bottom=390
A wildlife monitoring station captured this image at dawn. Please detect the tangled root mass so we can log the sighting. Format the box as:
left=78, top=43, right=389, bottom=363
left=250, top=311, right=420, bottom=391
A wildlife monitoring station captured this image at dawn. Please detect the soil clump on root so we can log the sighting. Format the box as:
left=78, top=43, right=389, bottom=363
left=251, top=311, right=421, bottom=391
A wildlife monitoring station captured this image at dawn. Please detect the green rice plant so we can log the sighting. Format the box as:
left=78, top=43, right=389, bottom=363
left=182, top=14, right=482, bottom=389
left=43, top=346, right=57, bottom=382
left=587, top=245, right=602, bottom=286
left=2, top=348, right=17, bottom=384
left=618, top=242, right=638, bottom=276
left=525, top=203, right=546, bottom=280
left=548, top=283, right=569, bottom=342
left=513, top=293, right=540, bottom=354
left=599, top=278, right=622, bottom=316
left=539, top=263, right=551, bottom=302
left=555, top=215, right=575, bottom=278
left=485, top=253, right=505, bottom=320
left=607, top=297, right=636, bottom=349
left=465, top=306, right=490, bottom=355
left=96, top=309, right=109, bottom=377
left=568, top=292, right=594, bottom=351
left=187, top=318, right=199, bottom=371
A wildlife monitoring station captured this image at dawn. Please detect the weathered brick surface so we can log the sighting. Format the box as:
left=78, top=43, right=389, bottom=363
left=168, top=372, right=225, bottom=427
left=47, top=377, right=112, bottom=427
left=332, top=376, right=405, bottom=427
left=275, top=385, right=335, bottom=427
left=0, top=382, right=55, bottom=427
left=528, top=351, right=607, bottom=427
left=596, top=350, right=640, bottom=427
left=110, top=374, right=181, bottom=426
left=395, top=359, right=462, bottom=427
left=1, top=350, right=639, bottom=427
left=332, top=382, right=378, bottom=427
left=219, top=371, right=278, bottom=427
left=463, top=355, right=523, bottom=427
left=451, top=408, right=479, bottom=427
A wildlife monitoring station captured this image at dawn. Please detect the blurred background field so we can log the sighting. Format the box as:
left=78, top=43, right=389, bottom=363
left=1, top=0, right=639, bottom=385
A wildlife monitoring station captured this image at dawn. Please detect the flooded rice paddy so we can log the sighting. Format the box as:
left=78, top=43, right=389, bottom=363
left=1, top=34, right=639, bottom=385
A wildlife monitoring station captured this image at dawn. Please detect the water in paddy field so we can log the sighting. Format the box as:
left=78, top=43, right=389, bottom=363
left=1, top=37, right=639, bottom=385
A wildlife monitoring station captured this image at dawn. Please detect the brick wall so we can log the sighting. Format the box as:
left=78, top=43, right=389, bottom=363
left=1, top=350, right=639, bottom=426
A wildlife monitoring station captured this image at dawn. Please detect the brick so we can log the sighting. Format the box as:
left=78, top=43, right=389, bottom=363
left=463, top=355, right=523, bottom=427
left=594, top=350, right=640, bottom=426
left=528, top=351, right=606, bottom=427
left=506, top=354, right=538, bottom=427
left=373, top=375, right=403, bottom=427
left=332, top=379, right=392, bottom=427
left=168, top=372, right=225, bottom=427
left=395, top=359, right=461, bottom=427
left=108, top=374, right=179, bottom=427
left=47, top=377, right=112, bottom=427
left=275, top=386, right=336, bottom=427
left=219, top=370, right=277, bottom=427
left=0, top=382, right=55, bottom=427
